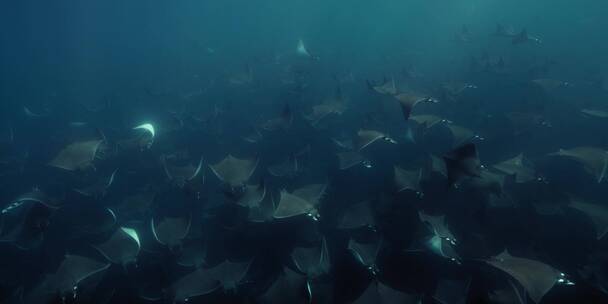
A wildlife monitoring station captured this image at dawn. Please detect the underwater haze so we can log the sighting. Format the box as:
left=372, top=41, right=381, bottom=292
left=2, top=0, right=608, bottom=303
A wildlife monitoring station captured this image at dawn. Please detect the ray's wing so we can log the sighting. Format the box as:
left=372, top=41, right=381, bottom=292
left=268, top=157, right=299, bottom=177
left=338, top=201, right=375, bottom=230
left=394, top=166, right=423, bottom=194
left=348, top=238, right=382, bottom=269
left=292, top=183, right=327, bottom=207
left=418, top=212, right=455, bottom=240
left=176, top=238, right=207, bottom=268
left=172, top=268, right=221, bottom=302
left=354, top=280, right=420, bottom=304
left=235, top=182, right=267, bottom=207
left=485, top=251, right=563, bottom=304
left=49, top=140, right=103, bottom=171
left=94, top=227, right=140, bottom=265
left=433, top=278, right=471, bottom=304
left=163, top=156, right=204, bottom=182
left=52, top=255, right=111, bottom=295
left=569, top=199, right=608, bottom=240
left=151, top=215, right=191, bottom=247
left=337, top=151, right=366, bottom=170
left=210, top=155, right=258, bottom=187
left=258, top=267, right=308, bottom=304
left=273, top=190, right=316, bottom=219
left=488, top=279, right=528, bottom=304
left=207, top=260, right=251, bottom=291
left=493, top=154, right=536, bottom=183
left=443, top=143, right=482, bottom=187
left=291, top=239, right=330, bottom=278
left=550, top=147, right=608, bottom=183
left=356, top=130, right=395, bottom=150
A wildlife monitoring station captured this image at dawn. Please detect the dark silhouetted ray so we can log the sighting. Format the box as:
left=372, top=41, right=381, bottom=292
left=115, top=188, right=156, bottom=220
left=410, top=114, right=449, bottom=130
left=48, top=139, right=103, bottom=171
left=550, top=146, right=608, bottom=183
left=394, top=166, right=423, bottom=194
left=353, top=279, right=420, bottom=304
left=367, top=77, right=397, bottom=95
left=305, top=100, right=347, bottom=126
left=261, top=104, right=293, bottom=131
left=427, top=155, right=448, bottom=177
left=443, top=143, right=482, bottom=187
left=419, top=211, right=456, bottom=241
left=268, top=156, right=300, bottom=178
left=49, top=255, right=110, bottom=297
left=243, top=127, right=263, bottom=143
left=94, top=227, right=140, bottom=265
left=441, top=81, right=477, bottom=97
left=2, top=188, right=61, bottom=214
left=74, top=169, right=118, bottom=198
left=338, top=201, right=375, bottom=230
left=258, top=267, right=307, bottom=304
left=176, top=238, right=207, bottom=268
left=488, top=280, right=527, bottom=304
left=484, top=251, right=567, bottom=304
left=463, top=169, right=506, bottom=196
left=418, top=211, right=460, bottom=262
left=210, top=155, right=259, bottom=188
left=273, top=182, right=327, bottom=220
left=332, top=137, right=354, bottom=150
left=172, top=259, right=251, bottom=301
left=494, top=24, right=517, bottom=37
left=292, top=239, right=330, bottom=278
left=292, top=183, right=327, bottom=208
left=505, top=112, right=551, bottom=136
left=512, top=29, right=541, bottom=44
left=444, top=124, right=482, bottom=147
left=433, top=278, right=471, bottom=304
left=349, top=238, right=382, bottom=271
left=58, top=207, right=117, bottom=240
left=162, top=155, right=204, bottom=187
left=569, top=198, right=608, bottom=240
left=581, top=109, right=608, bottom=119
left=151, top=214, right=191, bottom=248
left=393, top=92, right=437, bottom=121
left=247, top=192, right=277, bottom=223
left=579, top=251, right=608, bottom=295
left=232, top=182, right=266, bottom=208
left=532, top=78, right=568, bottom=91
left=1, top=199, right=54, bottom=249
left=492, top=154, right=536, bottom=183
left=337, top=151, right=369, bottom=170
left=355, top=129, right=397, bottom=150
left=172, top=268, right=221, bottom=302
left=207, top=260, right=251, bottom=291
